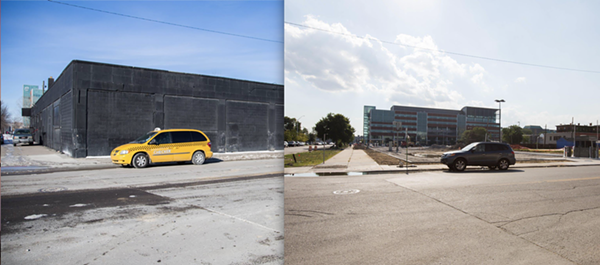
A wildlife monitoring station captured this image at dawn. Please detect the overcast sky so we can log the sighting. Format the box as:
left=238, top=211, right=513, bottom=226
left=285, top=0, right=600, bottom=135
left=1, top=0, right=283, bottom=122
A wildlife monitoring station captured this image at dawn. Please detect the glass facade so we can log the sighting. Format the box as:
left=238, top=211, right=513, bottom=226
left=363, top=105, right=376, bottom=138
left=366, top=105, right=500, bottom=145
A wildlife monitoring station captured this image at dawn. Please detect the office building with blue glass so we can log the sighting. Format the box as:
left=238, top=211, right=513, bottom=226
left=364, top=105, right=499, bottom=145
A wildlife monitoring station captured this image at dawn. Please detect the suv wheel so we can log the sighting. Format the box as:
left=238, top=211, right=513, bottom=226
left=192, top=151, right=205, bottom=165
left=498, top=159, right=510, bottom=170
left=132, top=153, right=149, bottom=168
left=453, top=158, right=467, bottom=172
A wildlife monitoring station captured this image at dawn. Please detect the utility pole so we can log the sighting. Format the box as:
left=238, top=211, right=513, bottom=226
left=405, top=127, right=409, bottom=175
left=572, top=117, right=575, bottom=157
left=544, top=124, right=547, bottom=145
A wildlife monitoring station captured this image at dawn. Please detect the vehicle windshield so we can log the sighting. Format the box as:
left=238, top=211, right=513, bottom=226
left=131, top=131, right=158, bottom=144
left=461, top=142, right=478, bottom=151
left=14, top=129, right=31, bottom=135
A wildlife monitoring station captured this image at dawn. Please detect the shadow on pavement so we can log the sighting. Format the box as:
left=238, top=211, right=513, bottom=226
left=443, top=169, right=525, bottom=174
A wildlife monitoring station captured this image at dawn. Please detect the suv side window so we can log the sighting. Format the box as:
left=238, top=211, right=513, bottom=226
left=191, top=131, right=207, bottom=142
left=153, top=132, right=172, bottom=144
left=475, top=144, right=486, bottom=152
left=486, top=144, right=502, bottom=152
left=172, top=131, right=192, bottom=143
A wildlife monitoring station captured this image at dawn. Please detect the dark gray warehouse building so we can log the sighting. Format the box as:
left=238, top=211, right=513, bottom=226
left=30, top=60, right=283, bottom=158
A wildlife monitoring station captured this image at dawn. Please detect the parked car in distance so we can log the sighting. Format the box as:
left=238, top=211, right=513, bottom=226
left=284, top=141, right=288, bottom=147
left=13, top=129, right=34, bottom=146
left=440, top=142, right=516, bottom=172
left=111, top=128, right=213, bottom=168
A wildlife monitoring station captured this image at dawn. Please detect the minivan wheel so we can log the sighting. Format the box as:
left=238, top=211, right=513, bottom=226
left=192, top=151, right=205, bottom=165
left=132, top=153, right=149, bottom=168
left=453, top=159, right=467, bottom=172
left=498, top=159, right=510, bottom=170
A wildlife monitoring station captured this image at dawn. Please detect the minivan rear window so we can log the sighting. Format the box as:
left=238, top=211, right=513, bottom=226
left=191, top=132, right=207, bottom=142
left=172, top=131, right=192, bottom=143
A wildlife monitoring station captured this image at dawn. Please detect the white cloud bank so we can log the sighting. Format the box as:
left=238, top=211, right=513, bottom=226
left=515, top=77, right=526, bottom=83
left=285, top=16, right=492, bottom=108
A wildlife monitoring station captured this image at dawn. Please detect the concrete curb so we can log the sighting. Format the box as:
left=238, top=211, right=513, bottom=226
left=284, top=162, right=600, bottom=176
left=213, top=150, right=283, bottom=161
left=2, top=150, right=284, bottom=175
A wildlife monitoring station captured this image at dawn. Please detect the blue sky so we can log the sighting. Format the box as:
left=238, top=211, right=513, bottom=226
left=1, top=0, right=283, bottom=121
left=285, top=0, right=600, bottom=134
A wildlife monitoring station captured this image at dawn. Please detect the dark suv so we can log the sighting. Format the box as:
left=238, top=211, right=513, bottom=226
left=441, top=142, right=516, bottom=171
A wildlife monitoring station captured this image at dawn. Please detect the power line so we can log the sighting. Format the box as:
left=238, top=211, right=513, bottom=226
left=47, top=0, right=283, bottom=44
left=285, top=21, right=600, bottom=74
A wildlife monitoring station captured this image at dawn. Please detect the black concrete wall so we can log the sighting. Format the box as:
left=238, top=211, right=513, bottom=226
left=31, top=66, right=75, bottom=156
left=32, top=60, right=284, bottom=158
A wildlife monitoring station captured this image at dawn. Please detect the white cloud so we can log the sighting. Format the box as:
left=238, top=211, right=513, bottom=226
left=285, top=16, right=490, bottom=108
left=515, top=77, right=527, bottom=83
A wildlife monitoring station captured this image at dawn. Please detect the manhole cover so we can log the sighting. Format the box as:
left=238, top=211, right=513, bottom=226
left=333, top=189, right=360, bottom=195
left=39, top=187, right=67, bottom=193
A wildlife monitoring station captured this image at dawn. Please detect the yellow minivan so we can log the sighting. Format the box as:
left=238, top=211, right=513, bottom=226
left=111, top=128, right=213, bottom=168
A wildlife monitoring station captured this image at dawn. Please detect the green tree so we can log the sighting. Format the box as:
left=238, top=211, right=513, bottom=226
left=284, top=130, right=295, bottom=142
left=284, top=116, right=297, bottom=131
left=314, top=113, right=355, bottom=147
left=284, top=116, right=306, bottom=141
left=308, top=133, right=316, bottom=143
left=502, top=125, right=523, bottom=144
left=460, top=127, right=487, bottom=144
left=522, top=128, right=533, bottom=143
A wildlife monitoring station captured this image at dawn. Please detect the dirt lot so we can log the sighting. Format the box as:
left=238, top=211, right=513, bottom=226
left=364, top=146, right=568, bottom=165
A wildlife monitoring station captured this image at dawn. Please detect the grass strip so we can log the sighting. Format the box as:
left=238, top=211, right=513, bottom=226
left=284, top=149, right=342, bottom=167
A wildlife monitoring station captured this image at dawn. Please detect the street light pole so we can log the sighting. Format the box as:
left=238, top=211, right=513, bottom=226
left=495, top=99, right=505, bottom=142
left=296, top=115, right=305, bottom=141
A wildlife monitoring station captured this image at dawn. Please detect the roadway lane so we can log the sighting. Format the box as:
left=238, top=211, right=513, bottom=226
left=1, top=158, right=283, bottom=196
left=284, top=167, right=600, bottom=264
left=2, top=176, right=284, bottom=264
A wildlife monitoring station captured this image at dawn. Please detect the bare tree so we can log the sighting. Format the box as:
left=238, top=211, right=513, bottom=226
left=1, top=100, right=13, bottom=132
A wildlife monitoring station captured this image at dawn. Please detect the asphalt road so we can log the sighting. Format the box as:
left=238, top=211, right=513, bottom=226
left=1, top=160, right=284, bottom=265
left=284, top=167, right=600, bottom=264
left=1, top=158, right=283, bottom=196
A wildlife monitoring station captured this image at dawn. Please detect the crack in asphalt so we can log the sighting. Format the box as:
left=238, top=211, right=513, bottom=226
left=389, top=181, right=580, bottom=264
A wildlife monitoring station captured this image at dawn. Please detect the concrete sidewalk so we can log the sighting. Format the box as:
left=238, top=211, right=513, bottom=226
left=311, top=147, right=383, bottom=172
left=284, top=147, right=600, bottom=175
left=1, top=144, right=283, bottom=175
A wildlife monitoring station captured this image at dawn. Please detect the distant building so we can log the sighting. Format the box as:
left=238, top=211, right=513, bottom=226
left=22, top=85, right=44, bottom=128
left=546, top=123, right=599, bottom=148
left=523, top=125, right=556, bottom=144
left=365, top=105, right=499, bottom=146
left=363, top=105, right=376, bottom=142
